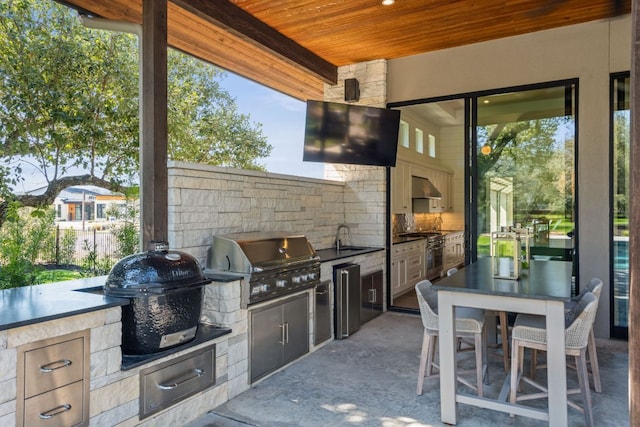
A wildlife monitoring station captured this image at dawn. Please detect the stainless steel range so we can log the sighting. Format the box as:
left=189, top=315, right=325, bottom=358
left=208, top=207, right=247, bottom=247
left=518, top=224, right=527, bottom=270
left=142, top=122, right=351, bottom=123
left=425, top=232, right=444, bottom=279
left=204, top=231, right=320, bottom=306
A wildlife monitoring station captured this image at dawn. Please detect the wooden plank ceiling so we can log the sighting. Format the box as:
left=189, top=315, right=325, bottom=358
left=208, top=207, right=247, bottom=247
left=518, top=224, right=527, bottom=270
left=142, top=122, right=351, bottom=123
left=62, top=0, right=630, bottom=100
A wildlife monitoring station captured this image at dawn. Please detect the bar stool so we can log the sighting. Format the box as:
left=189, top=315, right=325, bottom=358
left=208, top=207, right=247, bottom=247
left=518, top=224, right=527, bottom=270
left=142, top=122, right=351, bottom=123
left=530, top=278, right=602, bottom=392
left=415, top=280, right=487, bottom=396
left=509, top=292, right=599, bottom=426
left=446, top=267, right=509, bottom=372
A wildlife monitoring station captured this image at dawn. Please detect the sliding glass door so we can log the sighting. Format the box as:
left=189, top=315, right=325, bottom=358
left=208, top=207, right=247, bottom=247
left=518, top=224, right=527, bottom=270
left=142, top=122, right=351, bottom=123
left=610, top=73, right=629, bottom=339
left=472, top=82, right=577, bottom=266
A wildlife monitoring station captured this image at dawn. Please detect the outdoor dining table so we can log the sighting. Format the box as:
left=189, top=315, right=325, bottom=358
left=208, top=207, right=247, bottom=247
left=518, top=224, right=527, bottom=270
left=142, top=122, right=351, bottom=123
left=433, top=257, right=573, bottom=426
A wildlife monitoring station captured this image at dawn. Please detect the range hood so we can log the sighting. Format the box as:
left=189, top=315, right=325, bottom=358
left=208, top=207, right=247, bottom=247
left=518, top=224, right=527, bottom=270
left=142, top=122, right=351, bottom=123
left=411, top=176, right=442, bottom=199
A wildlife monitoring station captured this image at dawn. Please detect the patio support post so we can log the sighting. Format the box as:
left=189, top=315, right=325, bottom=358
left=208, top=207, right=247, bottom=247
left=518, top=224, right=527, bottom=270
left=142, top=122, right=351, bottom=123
left=630, top=0, right=640, bottom=424
left=140, top=0, right=168, bottom=250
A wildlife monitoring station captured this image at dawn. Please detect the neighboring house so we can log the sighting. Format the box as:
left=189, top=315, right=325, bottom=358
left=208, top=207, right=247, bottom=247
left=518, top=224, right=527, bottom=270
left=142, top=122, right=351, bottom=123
left=53, top=185, right=127, bottom=223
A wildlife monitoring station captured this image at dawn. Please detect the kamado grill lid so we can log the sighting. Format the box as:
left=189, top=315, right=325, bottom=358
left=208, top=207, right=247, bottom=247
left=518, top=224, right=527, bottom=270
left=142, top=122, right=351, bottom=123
left=105, top=241, right=209, bottom=297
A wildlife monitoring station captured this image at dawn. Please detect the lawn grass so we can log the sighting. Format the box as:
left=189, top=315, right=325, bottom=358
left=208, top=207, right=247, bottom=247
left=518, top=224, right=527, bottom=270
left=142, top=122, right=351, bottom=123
left=37, top=269, right=83, bottom=284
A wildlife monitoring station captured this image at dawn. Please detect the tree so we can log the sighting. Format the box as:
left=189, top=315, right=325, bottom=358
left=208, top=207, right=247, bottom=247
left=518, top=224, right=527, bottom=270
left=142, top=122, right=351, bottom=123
left=0, top=0, right=272, bottom=217
left=476, top=116, right=573, bottom=233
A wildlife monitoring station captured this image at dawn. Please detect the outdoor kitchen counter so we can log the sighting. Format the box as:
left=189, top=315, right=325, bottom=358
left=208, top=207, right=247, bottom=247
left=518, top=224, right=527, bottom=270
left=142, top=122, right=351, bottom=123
left=0, top=275, right=128, bottom=331
left=316, top=246, right=384, bottom=262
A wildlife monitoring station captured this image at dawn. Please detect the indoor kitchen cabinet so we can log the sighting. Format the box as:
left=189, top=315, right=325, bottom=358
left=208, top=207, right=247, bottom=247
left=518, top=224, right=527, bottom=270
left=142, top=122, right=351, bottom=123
left=391, top=240, right=425, bottom=298
left=443, top=231, right=465, bottom=272
left=411, top=166, right=453, bottom=213
left=391, top=161, right=412, bottom=214
left=361, top=270, right=383, bottom=324
left=250, top=293, right=309, bottom=382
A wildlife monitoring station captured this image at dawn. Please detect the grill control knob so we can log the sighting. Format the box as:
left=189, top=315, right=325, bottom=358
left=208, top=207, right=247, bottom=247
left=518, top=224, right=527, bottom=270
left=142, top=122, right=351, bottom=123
left=276, top=279, right=288, bottom=288
left=251, top=284, right=269, bottom=295
left=292, top=276, right=302, bottom=284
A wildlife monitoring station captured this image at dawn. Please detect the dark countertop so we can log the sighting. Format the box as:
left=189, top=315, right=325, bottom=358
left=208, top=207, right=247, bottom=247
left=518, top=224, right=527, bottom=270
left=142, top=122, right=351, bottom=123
left=121, top=323, right=232, bottom=370
left=392, top=235, right=426, bottom=245
left=316, top=246, right=384, bottom=263
left=392, top=230, right=464, bottom=245
left=0, top=276, right=129, bottom=331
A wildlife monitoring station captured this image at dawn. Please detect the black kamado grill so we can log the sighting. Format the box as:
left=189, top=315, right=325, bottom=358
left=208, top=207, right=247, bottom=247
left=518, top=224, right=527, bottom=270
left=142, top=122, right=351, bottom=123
left=105, top=242, right=211, bottom=355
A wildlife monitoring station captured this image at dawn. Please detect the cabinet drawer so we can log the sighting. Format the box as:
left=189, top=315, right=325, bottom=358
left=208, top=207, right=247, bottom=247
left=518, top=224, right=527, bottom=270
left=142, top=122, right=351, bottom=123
left=140, top=344, right=216, bottom=419
left=24, top=380, right=85, bottom=427
left=24, top=337, right=85, bottom=399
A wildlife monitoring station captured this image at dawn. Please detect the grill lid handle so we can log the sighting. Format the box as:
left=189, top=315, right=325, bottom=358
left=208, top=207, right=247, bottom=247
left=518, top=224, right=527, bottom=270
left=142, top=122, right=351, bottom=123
left=148, top=241, right=170, bottom=252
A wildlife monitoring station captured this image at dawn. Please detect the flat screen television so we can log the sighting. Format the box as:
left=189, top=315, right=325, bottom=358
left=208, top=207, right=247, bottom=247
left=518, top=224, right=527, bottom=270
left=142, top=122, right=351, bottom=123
left=302, top=100, right=400, bottom=167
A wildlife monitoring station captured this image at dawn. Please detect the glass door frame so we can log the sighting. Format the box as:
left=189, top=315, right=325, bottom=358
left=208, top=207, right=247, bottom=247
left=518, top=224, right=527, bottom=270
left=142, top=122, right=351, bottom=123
left=467, top=79, right=579, bottom=270
left=386, top=78, right=579, bottom=309
left=609, top=71, right=629, bottom=340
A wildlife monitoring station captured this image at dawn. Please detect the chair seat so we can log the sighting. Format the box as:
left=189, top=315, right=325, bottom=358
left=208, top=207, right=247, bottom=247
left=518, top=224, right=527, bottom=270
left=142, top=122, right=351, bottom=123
left=416, top=280, right=487, bottom=397
left=509, top=292, right=599, bottom=427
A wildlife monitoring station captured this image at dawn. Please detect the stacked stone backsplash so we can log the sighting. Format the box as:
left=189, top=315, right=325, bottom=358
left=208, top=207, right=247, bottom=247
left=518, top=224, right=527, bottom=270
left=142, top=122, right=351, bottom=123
left=168, top=161, right=347, bottom=264
left=322, top=60, right=389, bottom=248
left=168, top=160, right=389, bottom=267
left=0, top=284, right=242, bottom=427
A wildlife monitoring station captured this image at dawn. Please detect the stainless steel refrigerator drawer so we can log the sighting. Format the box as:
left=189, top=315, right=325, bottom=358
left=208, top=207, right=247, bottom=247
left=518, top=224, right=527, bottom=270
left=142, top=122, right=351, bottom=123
left=24, top=336, right=85, bottom=399
left=23, top=380, right=85, bottom=427
left=140, top=344, right=216, bottom=419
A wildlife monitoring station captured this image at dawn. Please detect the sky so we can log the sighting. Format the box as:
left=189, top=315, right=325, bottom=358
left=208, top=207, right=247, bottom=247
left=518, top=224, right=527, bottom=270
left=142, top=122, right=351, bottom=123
left=219, top=72, right=325, bottom=179
left=10, top=71, right=325, bottom=194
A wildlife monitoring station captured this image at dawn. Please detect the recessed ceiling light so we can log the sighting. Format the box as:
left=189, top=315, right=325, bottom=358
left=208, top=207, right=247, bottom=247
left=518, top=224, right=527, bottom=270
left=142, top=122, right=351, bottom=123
left=382, top=0, right=395, bottom=5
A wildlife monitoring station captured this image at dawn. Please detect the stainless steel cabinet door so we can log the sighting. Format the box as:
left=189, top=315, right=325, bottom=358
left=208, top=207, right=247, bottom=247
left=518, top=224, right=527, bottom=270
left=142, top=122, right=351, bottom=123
left=282, top=294, right=309, bottom=364
left=250, top=293, right=309, bottom=383
left=361, top=270, right=383, bottom=324
left=250, top=303, right=285, bottom=382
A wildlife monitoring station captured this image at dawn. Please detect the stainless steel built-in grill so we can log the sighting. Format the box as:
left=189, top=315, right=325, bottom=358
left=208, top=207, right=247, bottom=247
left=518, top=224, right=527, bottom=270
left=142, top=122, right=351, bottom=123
left=205, top=232, right=320, bottom=306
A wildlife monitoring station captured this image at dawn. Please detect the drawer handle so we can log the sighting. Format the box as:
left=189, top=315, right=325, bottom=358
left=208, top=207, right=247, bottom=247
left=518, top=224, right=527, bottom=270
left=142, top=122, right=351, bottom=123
left=40, top=359, right=72, bottom=373
left=39, top=404, right=72, bottom=419
left=157, top=368, right=204, bottom=390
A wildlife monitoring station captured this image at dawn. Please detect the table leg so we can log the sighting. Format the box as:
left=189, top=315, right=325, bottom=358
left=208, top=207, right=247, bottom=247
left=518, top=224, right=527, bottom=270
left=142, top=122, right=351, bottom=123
left=439, top=291, right=458, bottom=425
left=546, top=300, right=568, bottom=426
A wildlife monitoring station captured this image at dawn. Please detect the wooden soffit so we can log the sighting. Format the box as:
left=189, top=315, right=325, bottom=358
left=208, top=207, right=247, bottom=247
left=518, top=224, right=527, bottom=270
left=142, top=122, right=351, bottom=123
left=62, top=0, right=331, bottom=100
left=61, top=0, right=631, bottom=101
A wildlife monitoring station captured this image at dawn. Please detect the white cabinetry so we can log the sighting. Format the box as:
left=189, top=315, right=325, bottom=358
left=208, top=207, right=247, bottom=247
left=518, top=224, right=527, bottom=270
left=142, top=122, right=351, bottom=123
left=391, top=239, right=425, bottom=297
left=391, top=161, right=412, bottom=214
left=443, top=231, right=465, bottom=272
left=410, top=166, right=453, bottom=213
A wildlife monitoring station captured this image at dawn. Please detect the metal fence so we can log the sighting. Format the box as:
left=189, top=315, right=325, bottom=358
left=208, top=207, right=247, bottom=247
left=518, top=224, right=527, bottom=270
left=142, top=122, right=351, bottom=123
left=42, top=226, right=129, bottom=270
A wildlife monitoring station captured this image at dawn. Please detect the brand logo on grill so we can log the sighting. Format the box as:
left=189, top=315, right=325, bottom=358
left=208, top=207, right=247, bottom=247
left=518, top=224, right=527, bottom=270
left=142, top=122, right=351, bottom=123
left=170, top=269, right=191, bottom=280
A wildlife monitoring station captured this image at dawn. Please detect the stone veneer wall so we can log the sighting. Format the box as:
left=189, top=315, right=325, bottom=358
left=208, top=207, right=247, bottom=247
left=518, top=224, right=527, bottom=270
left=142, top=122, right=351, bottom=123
left=322, top=60, right=389, bottom=248
left=167, top=161, right=346, bottom=265
left=0, top=284, right=241, bottom=427
left=167, top=60, right=389, bottom=258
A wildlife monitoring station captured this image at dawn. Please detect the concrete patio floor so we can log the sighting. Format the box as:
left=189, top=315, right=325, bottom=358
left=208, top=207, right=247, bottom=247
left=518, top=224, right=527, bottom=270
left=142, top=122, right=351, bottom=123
left=188, top=311, right=629, bottom=427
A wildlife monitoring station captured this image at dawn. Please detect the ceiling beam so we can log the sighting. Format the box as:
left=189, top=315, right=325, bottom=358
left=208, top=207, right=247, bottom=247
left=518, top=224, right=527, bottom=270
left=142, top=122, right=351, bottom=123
left=170, top=0, right=337, bottom=85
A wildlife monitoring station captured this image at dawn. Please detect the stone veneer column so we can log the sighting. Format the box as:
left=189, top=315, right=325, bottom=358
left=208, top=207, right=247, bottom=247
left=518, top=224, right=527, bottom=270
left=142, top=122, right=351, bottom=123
left=322, top=60, right=388, bottom=248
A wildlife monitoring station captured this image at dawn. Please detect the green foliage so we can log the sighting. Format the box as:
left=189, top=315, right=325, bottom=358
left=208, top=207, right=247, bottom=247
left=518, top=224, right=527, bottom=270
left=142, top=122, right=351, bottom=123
left=0, top=0, right=273, bottom=198
left=36, top=269, right=82, bottom=283
left=476, top=114, right=575, bottom=235
left=79, top=240, right=112, bottom=276
left=0, top=0, right=139, bottom=192
left=0, top=202, right=54, bottom=288
left=58, top=228, right=77, bottom=266
left=105, top=194, right=140, bottom=257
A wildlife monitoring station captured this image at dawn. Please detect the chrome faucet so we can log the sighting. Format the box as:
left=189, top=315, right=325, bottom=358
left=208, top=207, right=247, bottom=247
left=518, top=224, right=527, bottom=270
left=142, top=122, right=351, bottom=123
left=335, top=223, right=351, bottom=250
